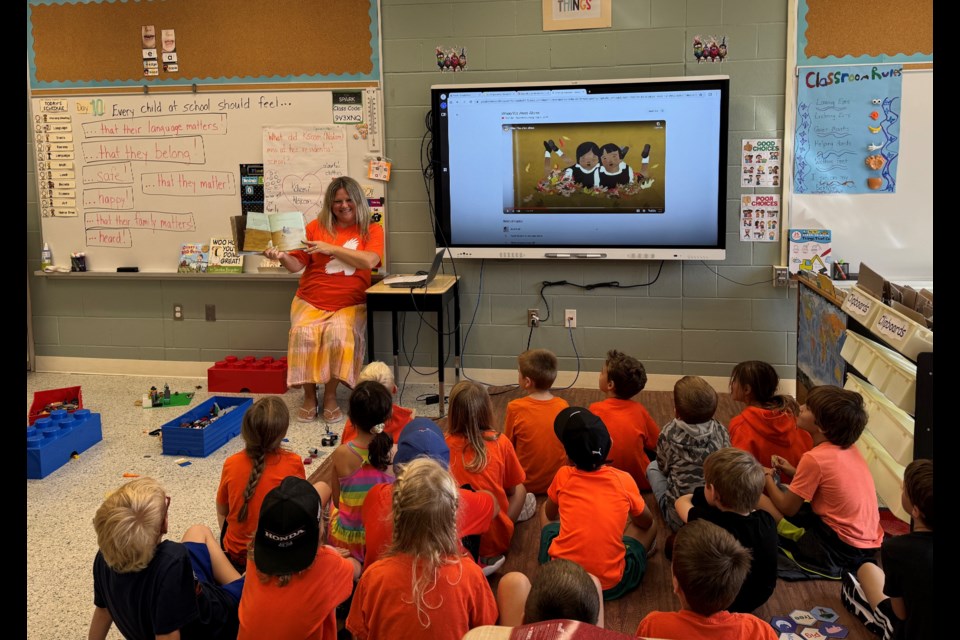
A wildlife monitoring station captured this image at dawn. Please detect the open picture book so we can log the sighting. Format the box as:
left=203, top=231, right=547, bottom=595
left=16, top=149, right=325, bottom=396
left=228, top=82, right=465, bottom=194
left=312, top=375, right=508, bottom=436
left=242, top=211, right=307, bottom=252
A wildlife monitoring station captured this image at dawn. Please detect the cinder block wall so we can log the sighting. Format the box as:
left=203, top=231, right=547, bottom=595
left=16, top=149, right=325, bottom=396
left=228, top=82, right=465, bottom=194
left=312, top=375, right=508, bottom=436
left=26, top=0, right=796, bottom=379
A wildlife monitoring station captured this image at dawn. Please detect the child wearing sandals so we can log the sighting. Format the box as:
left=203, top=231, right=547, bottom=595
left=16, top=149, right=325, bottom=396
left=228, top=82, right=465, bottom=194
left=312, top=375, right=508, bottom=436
left=217, top=396, right=305, bottom=573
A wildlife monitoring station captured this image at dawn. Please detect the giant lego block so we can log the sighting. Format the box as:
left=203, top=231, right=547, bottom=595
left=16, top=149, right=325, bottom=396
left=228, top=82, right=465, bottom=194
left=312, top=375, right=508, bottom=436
left=161, top=396, right=252, bottom=457
left=26, top=408, right=102, bottom=479
left=207, top=356, right=288, bottom=394
left=28, top=385, right=83, bottom=425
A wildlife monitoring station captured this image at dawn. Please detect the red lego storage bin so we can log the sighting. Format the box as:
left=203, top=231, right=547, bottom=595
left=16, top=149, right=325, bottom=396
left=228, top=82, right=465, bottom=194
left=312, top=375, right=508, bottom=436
left=207, top=356, right=288, bottom=394
left=28, top=386, right=84, bottom=426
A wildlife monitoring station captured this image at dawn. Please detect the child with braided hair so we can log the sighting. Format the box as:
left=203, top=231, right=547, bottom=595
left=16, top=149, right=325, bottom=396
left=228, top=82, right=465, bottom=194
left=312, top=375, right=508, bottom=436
left=217, top=395, right=305, bottom=573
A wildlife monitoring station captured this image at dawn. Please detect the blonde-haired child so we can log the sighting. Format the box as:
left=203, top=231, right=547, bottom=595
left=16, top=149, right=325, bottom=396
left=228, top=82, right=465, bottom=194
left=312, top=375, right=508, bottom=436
left=217, top=395, right=305, bottom=573
left=346, top=457, right=498, bottom=638
left=341, top=361, right=415, bottom=444
left=445, top=380, right=532, bottom=574
left=90, top=478, right=244, bottom=640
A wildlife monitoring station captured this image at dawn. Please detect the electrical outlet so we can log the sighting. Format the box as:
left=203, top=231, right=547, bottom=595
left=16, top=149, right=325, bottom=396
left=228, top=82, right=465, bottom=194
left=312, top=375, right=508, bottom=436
left=173, top=303, right=183, bottom=321
left=773, top=266, right=790, bottom=287
left=565, top=309, right=577, bottom=328
left=205, top=304, right=216, bottom=322
left=527, top=308, right=540, bottom=328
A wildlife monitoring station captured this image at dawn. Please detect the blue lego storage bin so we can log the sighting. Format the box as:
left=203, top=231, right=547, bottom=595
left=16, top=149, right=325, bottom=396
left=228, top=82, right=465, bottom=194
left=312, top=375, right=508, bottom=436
left=161, top=396, right=252, bottom=457
left=26, top=408, right=103, bottom=479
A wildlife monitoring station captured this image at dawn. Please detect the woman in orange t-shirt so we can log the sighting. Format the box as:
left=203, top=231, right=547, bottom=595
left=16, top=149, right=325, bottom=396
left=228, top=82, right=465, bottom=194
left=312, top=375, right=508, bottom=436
left=264, top=176, right=384, bottom=425
left=444, top=381, right=529, bottom=568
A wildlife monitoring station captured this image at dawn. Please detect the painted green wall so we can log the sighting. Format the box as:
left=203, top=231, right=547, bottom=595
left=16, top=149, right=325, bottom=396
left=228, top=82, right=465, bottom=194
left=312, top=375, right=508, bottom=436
left=26, top=0, right=796, bottom=378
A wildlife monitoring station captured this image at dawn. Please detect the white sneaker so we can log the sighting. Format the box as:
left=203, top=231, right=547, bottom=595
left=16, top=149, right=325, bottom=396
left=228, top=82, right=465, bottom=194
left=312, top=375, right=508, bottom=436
left=518, top=492, right=537, bottom=522
left=480, top=555, right=506, bottom=577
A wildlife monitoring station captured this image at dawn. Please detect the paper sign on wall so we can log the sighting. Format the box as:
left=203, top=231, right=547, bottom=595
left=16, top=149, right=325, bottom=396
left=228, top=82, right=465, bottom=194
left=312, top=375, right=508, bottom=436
left=262, top=125, right=348, bottom=219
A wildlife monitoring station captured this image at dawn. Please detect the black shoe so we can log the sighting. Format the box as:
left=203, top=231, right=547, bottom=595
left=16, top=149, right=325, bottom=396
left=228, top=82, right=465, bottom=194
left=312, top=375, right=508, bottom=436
left=544, top=139, right=559, bottom=153
left=641, top=143, right=651, bottom=159
left=840, top=571, right=885, bottom=637
left=619, top=145, right=629, bottom=159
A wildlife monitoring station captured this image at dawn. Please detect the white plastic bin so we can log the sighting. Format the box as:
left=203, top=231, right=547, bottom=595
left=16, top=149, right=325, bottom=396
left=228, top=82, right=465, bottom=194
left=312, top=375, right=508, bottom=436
left=855, top=430, right=908, bottom=523
left=845, top=374, right=915, bottom=467
left=840, top=331, right=879, bottom=378
left=841, top=286, right=882, bottom=328
left=870, top=304, right=933, bottom=361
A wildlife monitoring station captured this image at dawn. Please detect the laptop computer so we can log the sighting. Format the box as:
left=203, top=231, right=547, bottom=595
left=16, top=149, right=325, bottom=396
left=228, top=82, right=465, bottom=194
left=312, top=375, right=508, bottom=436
left=382, top=247, right=446, bottom=288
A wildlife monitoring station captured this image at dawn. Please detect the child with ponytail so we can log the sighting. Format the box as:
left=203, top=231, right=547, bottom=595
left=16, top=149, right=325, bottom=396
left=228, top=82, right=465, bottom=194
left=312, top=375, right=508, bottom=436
left=217, top=395, right=305, bottom=573
left=445, top=380, right=531, bottom=574
left=728, top=360, right=812, bottom=470
left=322, top=380, right=395, bottom=564
left=346, top=457, right=498, bottom=639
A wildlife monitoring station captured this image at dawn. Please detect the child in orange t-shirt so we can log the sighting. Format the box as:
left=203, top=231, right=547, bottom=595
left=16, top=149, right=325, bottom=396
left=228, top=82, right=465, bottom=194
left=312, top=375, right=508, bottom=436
left=238, top=476, right=359, bottom=640
left=727, top=360, right=812, bottom=469
left=540, top=407, right=657, bottom=601
left=445, top=380, right=531, bottom=573
left=217, top=396, right=306, bottom=573
left=346, top=457, right=499, bottom=639
left=504, top=349, right=569, bottom=495
left=588, top=350, right=660, bottom=490
left=635, top=520, right=777, bottom=639
left=341, top=361, right=415, bottom=445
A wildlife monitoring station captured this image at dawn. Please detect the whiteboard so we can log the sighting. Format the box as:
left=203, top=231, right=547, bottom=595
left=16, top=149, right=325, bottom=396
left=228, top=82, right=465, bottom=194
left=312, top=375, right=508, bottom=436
left=790, top=71, right=932, bottom=280
left=31, top=89, right=386, bottom=273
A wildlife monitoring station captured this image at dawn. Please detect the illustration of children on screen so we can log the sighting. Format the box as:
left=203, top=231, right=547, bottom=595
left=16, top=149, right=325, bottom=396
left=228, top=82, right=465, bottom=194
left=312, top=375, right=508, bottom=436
left=559, top=141, right=601, bottom=188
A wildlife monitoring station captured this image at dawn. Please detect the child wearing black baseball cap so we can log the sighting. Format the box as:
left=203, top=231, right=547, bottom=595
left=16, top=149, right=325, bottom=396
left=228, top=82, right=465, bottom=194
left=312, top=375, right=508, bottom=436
left=238, top=476, right=360, bottom=639
left=538, top=406, right=658, bottom=601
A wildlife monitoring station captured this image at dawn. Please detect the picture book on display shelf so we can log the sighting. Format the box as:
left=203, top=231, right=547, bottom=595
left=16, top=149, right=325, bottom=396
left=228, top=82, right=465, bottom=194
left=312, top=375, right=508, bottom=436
left=207, top=237, right=244, bottom=273
left=242, top=211, right=307, bottom=252
left=178, top=242, right=209, bottom=273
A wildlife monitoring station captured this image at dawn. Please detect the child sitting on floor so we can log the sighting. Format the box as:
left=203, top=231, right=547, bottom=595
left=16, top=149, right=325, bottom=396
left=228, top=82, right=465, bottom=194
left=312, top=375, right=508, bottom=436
left=540, top=406, right=657, bottom=601
left=760, top=385, right=883, bottom=579
left=89, top=478, right=245, bottom=640
left=346, top=457, right=499, bottom=638
left=646, top=375, right=730, bottom=532
left=589, top=350, right=660, bottom=490
left=635, top=520, right=777, bottom=639
left=728, top=360, right=811, bottom=469
left=237, top=476, right=359, bottom=639
left=841, top=458, right=933, bottom=640
left=341, top=361, right=414, bottom=445
left=675, top=448, right=778, bottom=613
left=445, top=380, right=534, bottom=575
left=504, top=348, right=570, bottom=495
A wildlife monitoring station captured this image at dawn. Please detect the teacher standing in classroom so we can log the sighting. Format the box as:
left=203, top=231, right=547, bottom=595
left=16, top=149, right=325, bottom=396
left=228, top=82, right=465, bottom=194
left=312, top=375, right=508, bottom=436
left=264, top=176, right=384, bottom=424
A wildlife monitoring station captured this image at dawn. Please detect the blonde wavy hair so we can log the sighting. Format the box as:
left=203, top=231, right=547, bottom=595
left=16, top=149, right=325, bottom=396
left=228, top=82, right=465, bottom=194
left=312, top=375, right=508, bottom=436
left=317, top=176, right=373, bottom=238
left=358, top=360, right=395, bottom=390
left=386, top=457, right=462, bottom=629
left=93, top=477, right=167, bottom=573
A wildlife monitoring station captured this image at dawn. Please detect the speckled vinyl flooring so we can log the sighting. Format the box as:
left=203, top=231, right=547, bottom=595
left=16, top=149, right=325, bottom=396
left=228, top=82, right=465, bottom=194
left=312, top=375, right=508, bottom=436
left=26, top=371, right=446, bottom=640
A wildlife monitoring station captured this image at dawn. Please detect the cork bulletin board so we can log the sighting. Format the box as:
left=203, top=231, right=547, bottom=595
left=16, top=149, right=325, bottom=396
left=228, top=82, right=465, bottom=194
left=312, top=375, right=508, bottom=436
left=787, top=0, right=933, bottom=280
left=27, top=0, right=381, bottom=92
left=28, top=0, right=389, bottom=273
left=797, top=0, right=933, bottom=66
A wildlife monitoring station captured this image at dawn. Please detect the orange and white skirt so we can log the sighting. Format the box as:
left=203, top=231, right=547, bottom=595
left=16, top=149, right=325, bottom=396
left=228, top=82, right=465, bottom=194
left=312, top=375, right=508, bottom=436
left=287, top=296, right=366, bottom=388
